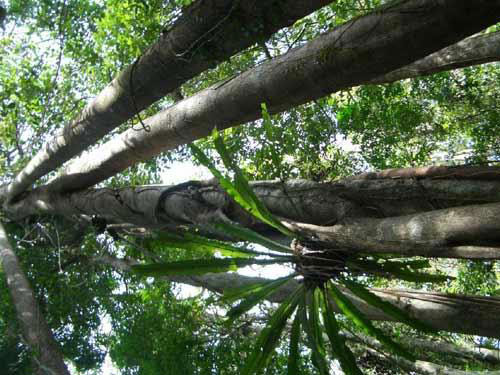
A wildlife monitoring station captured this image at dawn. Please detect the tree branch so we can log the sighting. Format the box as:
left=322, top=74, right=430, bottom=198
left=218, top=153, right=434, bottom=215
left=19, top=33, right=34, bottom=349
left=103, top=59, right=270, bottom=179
left=91, top=253, right=500, bottom=338
left=42, top=0, right=500, bottom=194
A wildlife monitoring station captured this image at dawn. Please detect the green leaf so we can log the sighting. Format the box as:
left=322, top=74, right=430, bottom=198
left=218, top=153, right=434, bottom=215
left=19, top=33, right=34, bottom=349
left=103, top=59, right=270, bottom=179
left=320, top=289, right=363, bottom=375
left=191, top=131, right=295, bottom=237
left=287, top=312, right=301, bottom=375
left=347, top=259, right=451, bottom=283
left=213, top=222, right=293, bottom=254
left=242, top=286, right=302, bottom=375
left=328, top=282, right=416, bottom=361
left=189, top=142, right=235, bottom=192
left=310, top=287, right=325, bottom=351
left=132, top=257, right=291, bottom=277
left=341, top=278, right=437, bottom=333
left=401, top=259, right=431, bottom=270
left=155, top=231, right=262, bottom=258
left=300, top=288, right=329, bottom=375
left=261, top=103, right=282, bottom=169
left=221, top=274, right=295, bottom=303
left=225, top=275, right=296, bottom=323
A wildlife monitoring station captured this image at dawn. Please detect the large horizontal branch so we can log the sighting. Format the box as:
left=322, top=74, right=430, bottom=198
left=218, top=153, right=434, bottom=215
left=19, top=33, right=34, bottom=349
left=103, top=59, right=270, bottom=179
left=286, top=202, right=500, bottom=255
left=44, top=0, right=500, bottom=193
left=4, top=166, right=500, bottom=222
left=5, top=174, right=500, bottom=258
left=7, top=173, right=500, bottom=224
left=5, top=0, right=333, bottom=201
left=0, top=223, right=70, bottom=375
left=92, top=254, right=500, bottom=339
left=369, top=31, right=500, bottom=84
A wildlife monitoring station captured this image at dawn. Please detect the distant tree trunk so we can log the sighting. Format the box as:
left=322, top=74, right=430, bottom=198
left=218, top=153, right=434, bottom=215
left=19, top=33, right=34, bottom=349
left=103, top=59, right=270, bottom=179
left=43, top=0, right=500, bottom=193
left=6, top=166, right=500, bottom=259
left=359, top=340, right=500, bottom=375
left=0, top=223, right=70, bottom=375
left=342, top=331, right=500, bottom=365
left=5, top=0, right=333, bottom=201
left=91, top=254, right=500, bottom=339
left=397, top=337, right=500, bottom=365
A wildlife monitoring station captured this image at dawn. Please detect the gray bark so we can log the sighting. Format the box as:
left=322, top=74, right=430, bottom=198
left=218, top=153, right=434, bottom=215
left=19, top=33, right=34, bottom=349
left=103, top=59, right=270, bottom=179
left=397, top=337, right=500, bottom=365
left=348, top=165, right=500, bottom=181
left=5, top=0, right=332, bottom=201
left=0, top=223, right=70, bottom=375
left=363, top=345, right=500, bottom=375
left=44, top=0, right=500, bottom=194
left=92, top=254, right=500, bottom=339
left=286, top=202, right=500, bottom=255
left=368, top=31, right=500, bottom=84
left=343, top=331, right=500, bottom=365
left=5, top=170, right=500, bottom=259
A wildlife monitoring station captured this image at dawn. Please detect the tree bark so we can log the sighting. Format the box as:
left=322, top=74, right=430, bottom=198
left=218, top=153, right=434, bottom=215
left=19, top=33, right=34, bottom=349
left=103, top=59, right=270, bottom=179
left=398, top=337, right=500, bottom=365
left=285, top=202, right=500, bottom=255
left=348, top=165, right=500, bottom=181
left=43, top=0, right=500, bottom=194
left=0, top=223, right=70, bottom=375
left=363, top=345, right=500, bottom=375
left=92, top=254, right=500, bottom=339
left=5, top=169, right=500, bottom=259
left=343, top=331, right=500, bottom=365
left=5, top=0, right=333, bottom=201
left=368, top=31, right=500, bottom=84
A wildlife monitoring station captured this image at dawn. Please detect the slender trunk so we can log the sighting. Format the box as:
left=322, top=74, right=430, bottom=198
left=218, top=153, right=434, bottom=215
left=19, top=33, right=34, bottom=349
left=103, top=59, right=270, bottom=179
left=363, top=346, right=500, bottom=375
left=5, top=169, right=500, bottom=259
left=5, top=0, right=333, bottom=201
left=342, top=331, right=500, bottom=365
left=45, top=0, right=500, bottom=193
left=398, top=338, right=500, bottom=365
left=92, top=254, right=500, bottom=339
left=0, top=223, right=70, bottom=375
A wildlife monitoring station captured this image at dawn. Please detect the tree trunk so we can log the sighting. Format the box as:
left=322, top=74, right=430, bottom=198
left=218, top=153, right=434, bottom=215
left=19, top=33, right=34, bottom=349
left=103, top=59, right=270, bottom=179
left=0, top=223, right=70, bottom=375
left=42, top=0, right=500, bottom=193
left=398, top=337, right=500, bottom=365
left=92, top=254, right=500, bottom=339
left=5, top=0, right=333, bottom=201
left=6, top=168, right=500, bottom=259
left=364, top=346, right=500, bottom=375
left=342, top=331, right=500, bottom=365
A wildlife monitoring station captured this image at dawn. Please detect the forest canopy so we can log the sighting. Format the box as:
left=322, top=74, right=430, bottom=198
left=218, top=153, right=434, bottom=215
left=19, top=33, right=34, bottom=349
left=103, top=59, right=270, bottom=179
left=0, top=1, right=499, bottom=374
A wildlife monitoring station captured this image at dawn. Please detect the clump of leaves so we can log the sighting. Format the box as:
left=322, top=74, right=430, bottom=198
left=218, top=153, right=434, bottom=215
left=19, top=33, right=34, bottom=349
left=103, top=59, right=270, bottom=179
left=132, top=128, right=448, bottom=375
